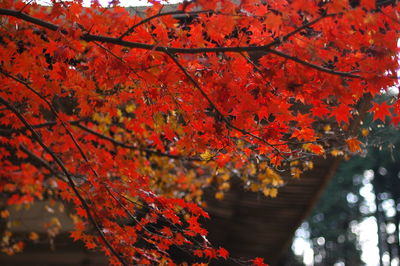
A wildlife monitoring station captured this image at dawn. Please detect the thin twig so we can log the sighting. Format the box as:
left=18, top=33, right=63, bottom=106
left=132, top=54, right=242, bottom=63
left=0, top=96, right=128, bottom=266
left=106, top=187, right=170, bottom=239
left=74, top=123, right=202, bottom=161
left=20, top=144, right=66, bottom=180
left=0, top=67, right=101, bottom=178
left=1, top=67, right=108, bottom=185
left=164, top=50, right=288, bottom=159
left=18, top=0, right=33, bottom=13
left=119, top=10, right=211, bottom=39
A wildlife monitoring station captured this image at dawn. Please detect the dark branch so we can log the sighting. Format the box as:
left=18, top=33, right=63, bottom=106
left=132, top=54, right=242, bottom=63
left=0, top=120, right=84, bottom=134
left=0, top=8, right=360, bottom=78
left=0, top=8, right=62, bottom=32
left=74, top=123, right=202, bottom=161
left=0, top=119, right=202, bottom=161
left=0, top=67, right=101, bottom=178
left=268, top=50, right=361, bottom=78
left=164, top=50, right=288, bottom=159
left=0, top=8, right=332, bottom=53
left=20, top=144, right=66, bottom=180
left=0, top=96, right=128, bottom=266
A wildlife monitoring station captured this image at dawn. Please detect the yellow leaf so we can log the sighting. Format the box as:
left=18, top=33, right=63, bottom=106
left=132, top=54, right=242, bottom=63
left=116, top=109, right=122, bottom=117
left=269, top=188, right=278, bottom=198
left=303, top=161, right=314, bottom=170
left=219, top=182, right=230, bottom=191
left=50, top=217, right=62, bottom=228
left=248, top=163, right=256, bottom=175
left=3, top=231, right=12, bottom=245
left=361, top=128, right=369, bottom=137
left=266, top=168, right=278, bottom=178
left=262, top=187, right=278, bottom=198
left=291, top=167, right=302, bottom=179
left=331, top=149, right=344, bottom=157
left=215, top=192, right=224, bottom=200
left=154, top=112, right=165, bottom=126
left=221, top=173, right=230, bottom=181
left=200, top=150, right=214, bottom=161
left=125, top=104, right=136, bottom=113
left=250, top=183, right=260, bottom=192
left=323, top=124, right=331, bottom=132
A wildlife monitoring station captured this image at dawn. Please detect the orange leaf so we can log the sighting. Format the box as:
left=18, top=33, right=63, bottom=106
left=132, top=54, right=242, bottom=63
left=346, top=138, right=362, bottom=153
left=29, top=232, right=39, bottom=241
left=1, top=209, right=10, bottom=218
left=217, top=247, right=229, bottom=259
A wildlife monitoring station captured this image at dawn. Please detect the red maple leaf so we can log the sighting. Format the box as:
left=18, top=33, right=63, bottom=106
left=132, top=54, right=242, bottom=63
left=331, top=104, right=352, bottom=125
left=193, top=249, right=203, bottom=258
left=253, top=257, right=268, bottom=266
left=76, top=207, right=88, bottom=218
left=361, top=0, right=375, bottom=9
left=371, top=102, right=392, bottom=122
left=217, top=247, right=229, bottom=259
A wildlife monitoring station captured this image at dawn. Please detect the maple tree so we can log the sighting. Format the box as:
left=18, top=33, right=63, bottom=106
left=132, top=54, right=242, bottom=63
left=0, top=0, right=400, bottom=265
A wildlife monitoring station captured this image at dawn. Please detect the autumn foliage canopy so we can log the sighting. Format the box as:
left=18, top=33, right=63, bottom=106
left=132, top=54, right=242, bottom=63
left=0, top=0, right=400, bottom=264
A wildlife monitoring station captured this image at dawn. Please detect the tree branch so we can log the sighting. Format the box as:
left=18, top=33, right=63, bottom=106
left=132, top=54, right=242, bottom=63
left=0, top=8, right=332, bottom=53
left=164, top=50, right=288, bottom=160
left=0, top=120, right=84, bottom=134
left=268, top=50, right=361, bottom=78
left=74, top=123, right=202, bottom=161
left=0, top=96, right=128, bottom=266
left=0, top=8, right=62, bottom=31
left=0, top=67, right=102, bottom=177
left=20, top=144, right=66, bottom=180
left=0, top=8, right=359, bottom=78
left=0, top=118, right=202, bottom=161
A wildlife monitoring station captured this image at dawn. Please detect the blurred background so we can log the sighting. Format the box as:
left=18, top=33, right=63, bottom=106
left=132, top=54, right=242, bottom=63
left=1, top=1, right=399, bottom=265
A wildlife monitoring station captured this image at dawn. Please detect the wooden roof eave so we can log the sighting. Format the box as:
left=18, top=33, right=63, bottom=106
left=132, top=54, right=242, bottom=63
left=203, top=94, right=373, bottom=265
